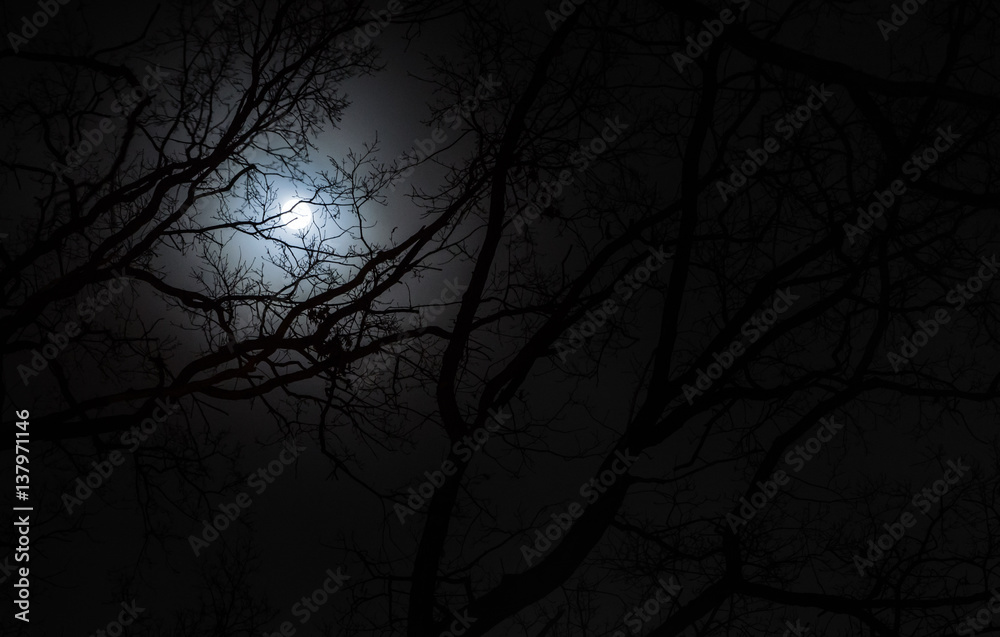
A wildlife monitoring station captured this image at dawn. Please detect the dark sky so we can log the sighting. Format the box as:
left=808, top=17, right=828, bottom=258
left=3, top=0, right=1000, bottom=636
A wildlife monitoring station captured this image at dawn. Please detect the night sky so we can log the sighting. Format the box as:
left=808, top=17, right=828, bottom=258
left=2, top=0, right=1000, bottom=636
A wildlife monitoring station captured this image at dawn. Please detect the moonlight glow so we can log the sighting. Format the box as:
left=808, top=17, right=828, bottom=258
left=281, top=199, right=312, bottom=230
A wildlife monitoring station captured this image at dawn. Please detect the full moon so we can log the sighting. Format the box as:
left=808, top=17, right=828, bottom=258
left=281, top=199, right=312, bottom=230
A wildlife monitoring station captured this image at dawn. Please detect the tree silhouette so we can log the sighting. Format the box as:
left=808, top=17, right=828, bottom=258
left=3, top=0, right=1000, bottom=636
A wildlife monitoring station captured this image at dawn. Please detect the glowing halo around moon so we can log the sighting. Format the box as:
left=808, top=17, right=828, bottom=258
left=280, top=199, right=313, bottom=231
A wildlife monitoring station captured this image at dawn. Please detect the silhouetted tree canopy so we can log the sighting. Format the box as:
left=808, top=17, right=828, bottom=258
left=2, top=0, right=1000, bottom=635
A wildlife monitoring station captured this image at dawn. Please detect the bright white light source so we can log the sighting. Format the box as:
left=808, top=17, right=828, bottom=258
left=281, top=199, right=312, bottom=230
